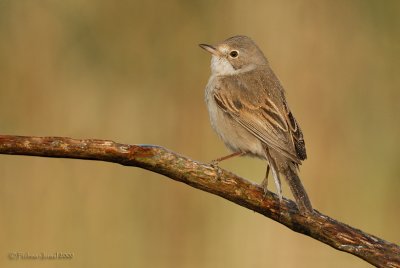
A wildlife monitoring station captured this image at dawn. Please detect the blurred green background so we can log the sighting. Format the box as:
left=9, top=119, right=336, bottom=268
left=0, top=1, right=399, bottom=267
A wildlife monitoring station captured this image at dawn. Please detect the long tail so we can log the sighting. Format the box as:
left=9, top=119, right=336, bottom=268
left=285, top=167, right=313, bottom=214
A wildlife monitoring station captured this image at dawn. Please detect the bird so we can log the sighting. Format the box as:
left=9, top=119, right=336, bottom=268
left=199, top=35, right=313, bottom=214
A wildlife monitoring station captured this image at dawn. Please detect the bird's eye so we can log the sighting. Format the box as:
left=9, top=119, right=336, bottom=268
left=229, top=50, right=239, bottom=58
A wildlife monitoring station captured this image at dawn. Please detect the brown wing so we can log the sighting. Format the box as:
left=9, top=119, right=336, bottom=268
left=213, top=69, right=306, bottom=163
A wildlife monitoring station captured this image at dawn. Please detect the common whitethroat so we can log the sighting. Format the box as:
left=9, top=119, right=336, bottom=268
left=199, top=35, right=313, bottom=214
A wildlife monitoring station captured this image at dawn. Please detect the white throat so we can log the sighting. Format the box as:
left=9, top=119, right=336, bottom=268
left=210, top=55, right=256, bottom=76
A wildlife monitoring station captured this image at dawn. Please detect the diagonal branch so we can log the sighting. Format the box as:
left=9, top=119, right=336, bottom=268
left=0, top=135, right=399, bottom=267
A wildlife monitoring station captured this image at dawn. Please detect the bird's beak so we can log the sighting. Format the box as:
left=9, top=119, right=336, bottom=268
left=199, top=43, right=219, bottom=56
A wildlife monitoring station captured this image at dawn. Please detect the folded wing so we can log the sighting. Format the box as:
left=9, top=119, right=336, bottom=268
left=213, top=70, right=306, bottom=163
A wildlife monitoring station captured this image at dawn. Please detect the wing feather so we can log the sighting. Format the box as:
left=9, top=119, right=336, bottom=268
left=213, top=69, right=306, bottom=163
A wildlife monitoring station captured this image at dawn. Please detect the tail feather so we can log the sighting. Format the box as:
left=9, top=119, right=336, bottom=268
left=263, top=147, right=312, bottom=214
left=285, top=167, right=313, bottom=214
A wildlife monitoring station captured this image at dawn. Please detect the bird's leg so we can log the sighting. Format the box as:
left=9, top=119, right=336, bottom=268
left=210, top=152, right=245, bottom=181
left=262, top=148, right=283, bottom=204
left=261, top=165, right=270, bottom=196
left=210, top=151, right=244, bottom=166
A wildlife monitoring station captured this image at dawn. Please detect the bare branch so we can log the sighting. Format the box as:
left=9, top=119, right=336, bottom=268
left=0, top=135, right=399, bottom=267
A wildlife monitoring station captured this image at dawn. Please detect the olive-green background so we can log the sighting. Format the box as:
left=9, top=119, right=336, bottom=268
left=0, top=1, right=399, bottom=267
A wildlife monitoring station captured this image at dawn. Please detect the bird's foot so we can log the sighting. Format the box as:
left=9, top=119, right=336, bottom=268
left=261, top=179, right=269, bottom=198
left=210, top=159, right=220, bottom=167
left=209, top=160, right=223, bottom=180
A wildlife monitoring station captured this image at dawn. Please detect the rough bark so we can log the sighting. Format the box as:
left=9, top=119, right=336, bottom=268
left=0, top=135, right=399, bottom=267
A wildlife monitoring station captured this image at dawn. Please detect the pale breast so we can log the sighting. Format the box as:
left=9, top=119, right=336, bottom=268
left=204, top=76, right=265, bottom=159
